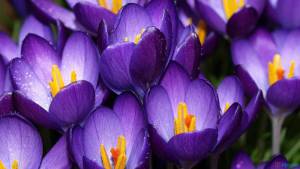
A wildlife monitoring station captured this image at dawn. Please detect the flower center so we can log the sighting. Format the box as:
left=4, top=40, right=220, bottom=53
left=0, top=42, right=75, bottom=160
left=174, top=102, right=196, bottom=135
left=49, top=64, right=77, bottom=97
left=98, top=0, right=123, bottom=14
left=124, top=29, right=146, bottom=44
left=196, top=20, right=207, bottom=45
left=223, top=0, right=245, bottom=19
left=268, top=54, right=295, bottom=85
left=0, top=160, right=18, bottom=169
left=100, top=135, right=127, bottom=169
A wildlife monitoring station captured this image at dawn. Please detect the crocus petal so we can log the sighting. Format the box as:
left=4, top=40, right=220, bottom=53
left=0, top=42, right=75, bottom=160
left=217, top=76, right=244, bottom=113
left=0, top=93, right=14, bottom=116
left=83, top=157, right=103, bottom=169
left=130, top=27, right=167, bottom=89
left=9, top=58, right=52, bottom=110
left=111, top=4, right=152, bottom=43
left=61, top=32, right=100, bottom=87
left=99, top=42, right=135, bottom=93
left=235, top=65, right=260, bottom=97
left=214, top=103, right=243, bottom=153
left=231, top=152, right=255, bottom=169
left=247, top=0, right=266, bottom=15
left=40, top=134, right=72, bottom=169
left=74, top=2, right=116, bottom=33
left=0, top=115, right=42, bottom=169
left=167, top=128, right=217, bottom=161
left=66, top=0, right=98, bottom=8
left=173, top=28, right=201, bottom=77
left=146, top=86, right=174, bottom=141
left=30, top=0, right=80, bottom=30
left=21, top=34, right=60, bottom=86
left=56, top=21, right=69, bottom=56
left=264, top=155, right=288, bottom=169
left=160, top=62, right=190, bottom=116
left=11, top=0, right=29, bottom=17
left=97, top=20, right=109, bottom=54
left=0, top=32, right=18, bottom=63
left=68, top=126, right=84, bottom=169
left=159, top=10, right=172, bottom=57
left=195, top=0, right=226, bottom=33
left=267, top=79, right=300, bottom=111
left=14, top=91, right=61, bottom=129
left=19, top=15, right=53, bottom=46
left=113, top=92, right=146, bottom=155
left=49, top=80, right=95, bottom=127
left=185, top=79, right=220, bottom=130
left=0, top=58, right=5, bottom=93
left=226, top=7, right=258, bottom=38
left=127, top=129, right=150, bottom=169
left=83, top=107, right=123, bottom=166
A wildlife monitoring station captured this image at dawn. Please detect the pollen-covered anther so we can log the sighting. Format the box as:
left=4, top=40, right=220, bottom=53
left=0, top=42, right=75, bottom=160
left=0, top=160, right=19, bottom=169
left=224, top=102, right=231, bottom=112
left=223, top=0, right=245, bottom=19
left=196, top=20, right=207, bottom=45
left=174, top=102, right=196, bottom=135
left=98, top=0, right=122, bottom=14
left=49, top=64, right=77, bottom=97
left=134, top=29, right=146, bottom=44
left=100, top=135, right=127, bottom=169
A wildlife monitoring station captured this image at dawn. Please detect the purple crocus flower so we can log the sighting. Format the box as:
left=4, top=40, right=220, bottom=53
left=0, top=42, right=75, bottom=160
left=214, top=76, right=263, bottom=154
left=192, top=0, right=266, bottom=37
left=231, top=151, right=300, bottom=169
left=232, top=28, right=300, bottom=154
left=98, top=3, right=172, bottom=96
left=68, top=92, right=149, bottom=169
left=9, top=31, right=106, bottom=130
left=145, top=62, right=218, bottom=168
left=266, top=0, right=300, bottom=29
left=71, top=0, right=149, bottom=33
left=177, top=0, right=219, bottom=57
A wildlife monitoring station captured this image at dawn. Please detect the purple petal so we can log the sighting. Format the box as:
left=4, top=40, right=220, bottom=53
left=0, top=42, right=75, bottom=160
left=113, top=92, right=146, bottom=155
left=30, top=0, right=80, bottom=30
left=264, top=155, right=288, bottom=169
left=49, top=80, right=95, bottom=127
left=0, top=115, right=42, bottom=169
left=173, top=27, right=201, bottom=77
left=185, top=79, right=220, bottom=130
left=111, top=4, right=152, bottom=43
left=61, top=32, right=100, bottom=87
left=243, top=90, right=263, bottom=130
left=267, top=79, right=300, bottom=111
left=11, top=0, right=29, bottom=17
left=159, top=10, right=172, bottom=57
left=214, top=103, right=243, bottom=153
left=56, top=21, right=69, bottom=56
left=247, top=0, right=266, bottom=15
left=21, top=34, right=60, bottom=86
left=0, top=58, right=5, bottom=93
left=99, top=42, right=135, bottom=93
left=0, top=93, right=14, bottom=116
left=83, top=107, right=123, bottom=166
left=19, top=15, right=53, bottom=47
left=231, top=151, right=255, bottom=169
left=9, top=58, right=52, bottom=110
left=130, top=27, right=167, bottom=89
left=83, top=157, right=103, bottom=169
left=226, top=7, right=258, bottom=38
left=235, top=65, right=260, bottom=97
left=68, top=126, right=84, bottom=169
left=195, top=0, right=226, bottom=34
left=145, top=86, right=174, bottom=141
left=97, top=20, right=109, bottom=54
left=14, top=91, right=61, bottom=129
left=160, top=62, right=190, bottom=116
left=127, top=129, right=150, bottom=169
left=40, top=134, right=72, bottom=169
left=0, top=32, right=18, bottom=63
left=66, top=0, right=98, bottom=8
left=167, top=128, right=217, bottom=161
left=74, top=2, right=116, bottom=33
left=217, top=76, right=244, bottom=113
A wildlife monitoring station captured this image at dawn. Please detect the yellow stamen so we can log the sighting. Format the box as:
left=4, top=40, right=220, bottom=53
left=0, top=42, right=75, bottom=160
left=268, top=54, right=284, bottom=85
left=11, top=160, right=18, bottom=169
left=134, top=29, right=145, bottom=44
left=112, top=0, right=122, bottom=14
left=124, top=37, right=129, bottom=42
left=197, top=20, right=207, bottom=45
left=71, top=71, right=77, bottom=83
left=224, top=102, right=231, bottom=112
left=223, top=0, right=245, bottom=19
left=100, top=144, right=112, bottom=169
left=174, top=102, right=196, bottom=135
left=98, top=0, right=108, bottom=8
left=288, top=60, right=296, bottom=78
left=0, top=161, right=6, bottom=169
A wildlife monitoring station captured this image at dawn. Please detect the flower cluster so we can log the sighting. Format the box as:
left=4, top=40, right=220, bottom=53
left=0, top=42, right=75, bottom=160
left=0, top=0, right=299, bottom=168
